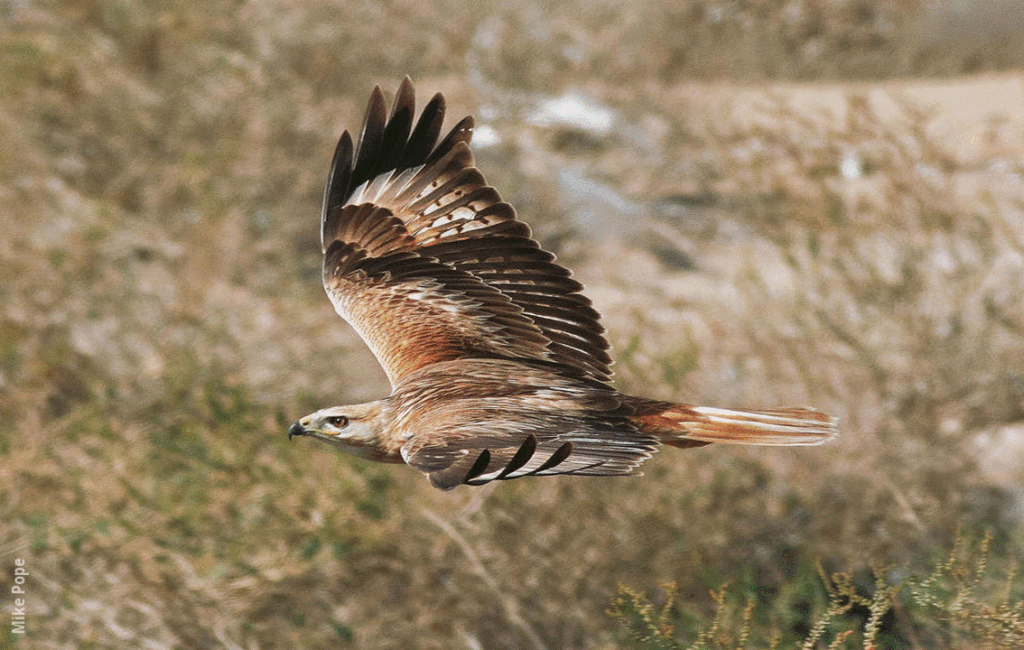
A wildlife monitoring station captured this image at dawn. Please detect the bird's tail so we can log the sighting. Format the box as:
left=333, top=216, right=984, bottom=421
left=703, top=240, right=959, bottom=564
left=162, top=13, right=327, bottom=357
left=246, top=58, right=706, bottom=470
left=627, top=399, right=839, bottom=448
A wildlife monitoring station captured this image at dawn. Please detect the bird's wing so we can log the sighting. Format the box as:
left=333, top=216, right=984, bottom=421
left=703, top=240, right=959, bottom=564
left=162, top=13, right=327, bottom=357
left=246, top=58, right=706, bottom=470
left=403, top=431, right=643, bottom=493
left=404, top=429, right=655, bottom=491
left=390, top=362, right=657, bottom=490
left=321, top=77, right=611, bottom=387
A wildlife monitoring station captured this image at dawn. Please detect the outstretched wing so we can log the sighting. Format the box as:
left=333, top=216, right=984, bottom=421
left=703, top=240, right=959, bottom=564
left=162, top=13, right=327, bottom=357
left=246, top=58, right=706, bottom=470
left=321, top=77, right=611, bottom=388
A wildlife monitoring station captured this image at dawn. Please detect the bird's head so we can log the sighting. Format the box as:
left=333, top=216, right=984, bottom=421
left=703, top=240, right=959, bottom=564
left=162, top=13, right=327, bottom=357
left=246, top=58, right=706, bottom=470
left=287, top=400, right=393, bottom=461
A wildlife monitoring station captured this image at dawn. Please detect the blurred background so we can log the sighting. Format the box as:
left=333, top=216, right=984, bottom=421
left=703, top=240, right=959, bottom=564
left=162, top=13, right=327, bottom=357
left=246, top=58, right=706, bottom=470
left=2, top=1, right=1023, bottom=648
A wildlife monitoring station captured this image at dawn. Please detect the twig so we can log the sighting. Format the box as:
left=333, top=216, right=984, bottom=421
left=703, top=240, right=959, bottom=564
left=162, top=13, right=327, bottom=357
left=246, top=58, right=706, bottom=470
left=422, top=509, right=546, bottom=650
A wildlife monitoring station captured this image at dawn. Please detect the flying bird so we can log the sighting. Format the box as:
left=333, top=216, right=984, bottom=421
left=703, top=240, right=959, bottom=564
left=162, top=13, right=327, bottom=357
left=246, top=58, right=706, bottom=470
left=288, top=78, right=838, bottom=490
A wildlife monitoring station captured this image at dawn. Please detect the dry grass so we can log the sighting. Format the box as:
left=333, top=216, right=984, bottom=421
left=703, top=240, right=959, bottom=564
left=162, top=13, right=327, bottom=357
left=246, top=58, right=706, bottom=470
left=2, top=1, right=1023, bottom=648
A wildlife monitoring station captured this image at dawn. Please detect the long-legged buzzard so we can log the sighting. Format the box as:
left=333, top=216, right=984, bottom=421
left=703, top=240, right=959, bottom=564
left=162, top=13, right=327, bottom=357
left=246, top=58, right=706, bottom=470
left=288, top=78, right=838, bottom=490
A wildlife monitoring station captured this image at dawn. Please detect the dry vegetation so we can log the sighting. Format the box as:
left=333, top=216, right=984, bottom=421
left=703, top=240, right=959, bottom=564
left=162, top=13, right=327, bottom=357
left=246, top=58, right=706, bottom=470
left=2, top=1, right=1024, bottom=648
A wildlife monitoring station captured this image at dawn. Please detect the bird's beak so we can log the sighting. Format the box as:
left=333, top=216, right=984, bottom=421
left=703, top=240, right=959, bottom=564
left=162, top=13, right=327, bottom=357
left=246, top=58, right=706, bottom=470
left=288, top=421, right=306, bottom=440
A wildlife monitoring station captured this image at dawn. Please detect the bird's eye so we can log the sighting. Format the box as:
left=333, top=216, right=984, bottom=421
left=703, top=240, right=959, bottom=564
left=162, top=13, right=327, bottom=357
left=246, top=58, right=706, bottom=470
left=326, top=416, right=349, bottom=428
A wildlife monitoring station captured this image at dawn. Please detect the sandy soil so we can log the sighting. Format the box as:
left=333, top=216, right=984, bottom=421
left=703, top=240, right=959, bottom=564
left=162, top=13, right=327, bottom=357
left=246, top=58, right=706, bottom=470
left=670, top=71, right=1024, bottom=160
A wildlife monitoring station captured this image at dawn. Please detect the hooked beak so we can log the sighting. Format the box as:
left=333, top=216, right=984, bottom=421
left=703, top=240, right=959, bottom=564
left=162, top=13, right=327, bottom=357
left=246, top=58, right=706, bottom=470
left=288, top=421, right=306, bottom=440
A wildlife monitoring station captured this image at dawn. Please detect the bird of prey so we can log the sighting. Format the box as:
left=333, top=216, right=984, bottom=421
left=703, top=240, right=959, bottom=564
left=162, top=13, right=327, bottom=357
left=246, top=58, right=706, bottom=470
left=288, top=78, right=838, bottom=490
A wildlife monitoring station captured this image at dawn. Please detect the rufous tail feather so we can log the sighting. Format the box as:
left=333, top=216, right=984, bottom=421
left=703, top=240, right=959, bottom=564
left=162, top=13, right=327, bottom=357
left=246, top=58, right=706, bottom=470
left=631, top=401, right=839, bottom=448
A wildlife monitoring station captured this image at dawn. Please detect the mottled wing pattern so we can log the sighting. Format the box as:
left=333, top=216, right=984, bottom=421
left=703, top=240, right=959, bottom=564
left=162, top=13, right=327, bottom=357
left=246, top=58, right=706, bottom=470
left=409, top=419, right=663, bottom=491
left=410, top=427, right=654, bottom=491
left=321, top=77, right=611, bottom=387
left=390, top=361, right=658, bottom=490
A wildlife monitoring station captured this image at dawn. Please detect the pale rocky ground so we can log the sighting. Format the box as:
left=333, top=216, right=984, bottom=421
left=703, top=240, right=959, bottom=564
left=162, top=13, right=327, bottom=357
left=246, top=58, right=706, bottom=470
left=571, top=70, right=1024, bottom=510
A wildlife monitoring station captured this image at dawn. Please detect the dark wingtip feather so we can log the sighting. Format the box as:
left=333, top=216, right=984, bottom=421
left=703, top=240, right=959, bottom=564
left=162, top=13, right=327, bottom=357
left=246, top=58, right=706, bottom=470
left=399, top=92, right=446, bottom=169
left=496, top=434, right=538, bottom=479
left=322, top=131, right=354, bottom=247
left=428, top=115, right=474, bottom=166
left=351, top=86, right=388, bottom=190
left=463, top=449, right=492, bottom=482
left=532, top=441, right=574, bottom=474
left=325, top=79, right=475, bottom=214
left=393, top=76, right=415, bottom=118
left=376, top=78, right=416, bottom=173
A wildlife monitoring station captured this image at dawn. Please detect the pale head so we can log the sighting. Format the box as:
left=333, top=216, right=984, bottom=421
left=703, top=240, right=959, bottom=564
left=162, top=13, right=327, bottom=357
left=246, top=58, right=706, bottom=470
left=288, top=400, right=395, bottom=462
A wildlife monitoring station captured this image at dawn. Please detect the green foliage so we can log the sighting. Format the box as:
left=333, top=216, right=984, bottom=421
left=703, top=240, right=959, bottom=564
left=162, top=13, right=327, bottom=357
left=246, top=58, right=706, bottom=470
left=908, top=532, right=1024, bottom=648
left=610, top=571, right=892, bottom=650
left=612, top=534, right=1024, bottom=650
